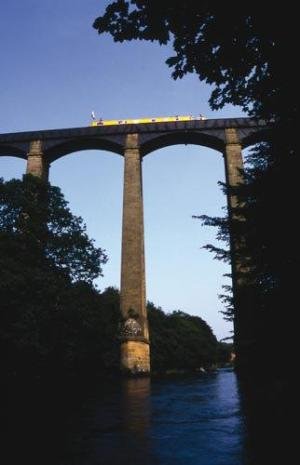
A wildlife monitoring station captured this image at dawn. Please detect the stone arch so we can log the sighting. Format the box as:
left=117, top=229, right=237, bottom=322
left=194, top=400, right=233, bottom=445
left=140, top=131, right=224, bottom=157
left=241, top=128, right=272, bottom=148
left=0, top=145, right=27, bottom=159
left=45, top=138, right=124, bottom=163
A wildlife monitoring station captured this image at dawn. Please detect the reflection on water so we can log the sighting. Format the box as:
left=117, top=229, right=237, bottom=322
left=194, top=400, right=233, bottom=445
left=122, top=377, right=151, bottom=434
left=120, top=378, right=153, bottom=465
left=3, top=368, right=260, bottom=464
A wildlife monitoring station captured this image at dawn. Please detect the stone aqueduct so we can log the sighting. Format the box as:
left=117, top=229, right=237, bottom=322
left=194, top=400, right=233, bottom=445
left=0, top=117, right=268, bottom=374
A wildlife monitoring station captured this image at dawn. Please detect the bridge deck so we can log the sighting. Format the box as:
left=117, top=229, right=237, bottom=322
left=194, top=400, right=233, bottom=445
left=0, top=117, right=265, bottom=143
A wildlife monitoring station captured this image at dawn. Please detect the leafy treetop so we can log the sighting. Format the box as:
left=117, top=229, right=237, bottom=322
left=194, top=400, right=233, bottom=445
left=93, top=1, right=296, bottom=119
left=0, top=175, right=107, bottom=283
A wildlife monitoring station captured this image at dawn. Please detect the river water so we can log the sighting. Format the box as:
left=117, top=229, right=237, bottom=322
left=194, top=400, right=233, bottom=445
left=5, top=368, right=251, bottom=465
left=60, top=368, right=245, bottom=464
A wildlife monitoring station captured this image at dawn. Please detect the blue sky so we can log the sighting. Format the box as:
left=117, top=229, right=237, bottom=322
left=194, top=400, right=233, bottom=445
left=1, top=1, right=246, bottom=340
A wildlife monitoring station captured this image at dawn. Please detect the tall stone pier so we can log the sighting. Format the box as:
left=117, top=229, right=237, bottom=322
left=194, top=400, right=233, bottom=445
left=224, top=128, right=252, bottom=367
left=120, top=134, right=150, bottom=375
left=26, top=140, right=49, bottom=181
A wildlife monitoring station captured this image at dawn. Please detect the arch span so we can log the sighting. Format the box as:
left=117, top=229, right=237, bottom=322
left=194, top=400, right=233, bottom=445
left=241, top=128, right=272, bottom=148
left=140, top=131, right=224, bottom=157
left=45, top=138, right=124, bottom=163
left=0, top=145, right=27, bottom=160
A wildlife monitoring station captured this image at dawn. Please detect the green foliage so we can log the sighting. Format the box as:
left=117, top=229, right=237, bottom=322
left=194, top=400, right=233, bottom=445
left=148, top=302, right=227, bottom=373
left=0, top=264, right=121, bottom=377
left=94, top=2, right=296, bottom=118
left=0, top=175, right=107, bottom=283
left=0, top=176, right=117, bottom=379
left=217, top=342, right=234, bottom=365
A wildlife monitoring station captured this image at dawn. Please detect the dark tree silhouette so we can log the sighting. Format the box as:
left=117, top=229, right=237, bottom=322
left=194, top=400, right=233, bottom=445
left=0, top=176, right=111, bottom=378
left=147, top=302, right=225, bottom=373
left=94, top=2, right=296, bottom=119
left=0, top=175, right=107, bottom=283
